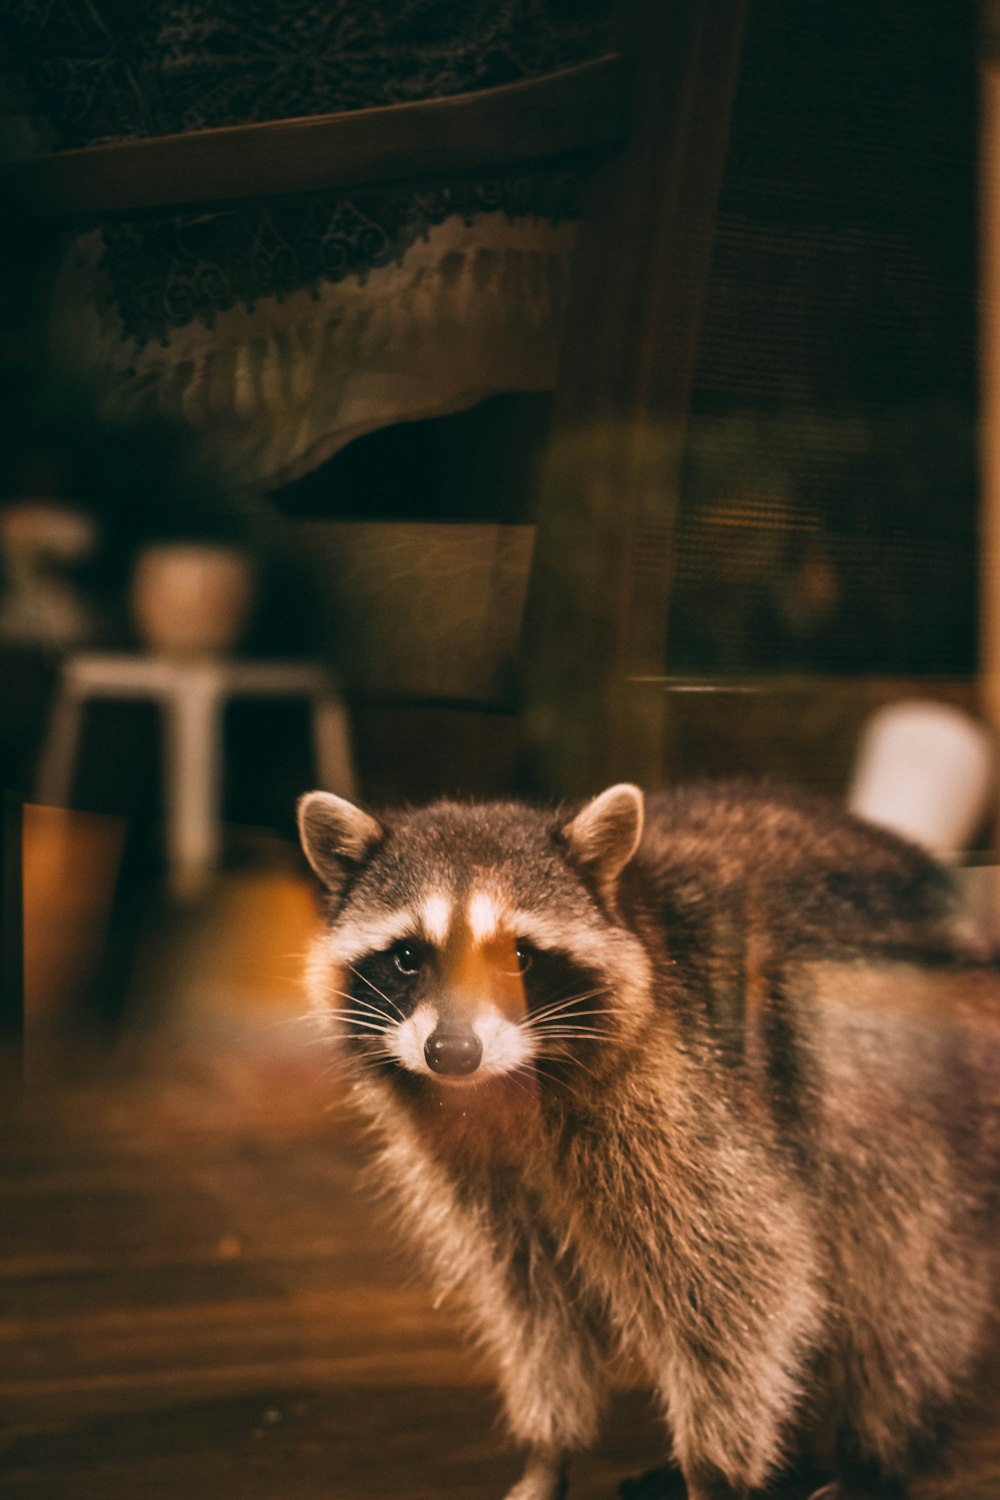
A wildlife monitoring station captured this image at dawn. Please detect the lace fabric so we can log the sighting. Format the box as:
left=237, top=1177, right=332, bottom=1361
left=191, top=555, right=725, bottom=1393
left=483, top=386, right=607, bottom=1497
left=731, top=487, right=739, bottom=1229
left=2, top=0, right=614, bottom=148
left=4, top=0, right=607, bottom=480
left=2, top=0, right=609, bottom=342
left=51, top=212, right=577, bottom=487
left=91, top=171, right=584, bottom=350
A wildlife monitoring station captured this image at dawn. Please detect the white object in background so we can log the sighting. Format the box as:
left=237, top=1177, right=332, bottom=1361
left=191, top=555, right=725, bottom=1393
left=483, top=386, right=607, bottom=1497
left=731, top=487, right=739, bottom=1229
left=130, top=543, right=254, bottom=656
left=36, top=653, right=356, bottom=900
left=847, top=700, right=995, bottom=859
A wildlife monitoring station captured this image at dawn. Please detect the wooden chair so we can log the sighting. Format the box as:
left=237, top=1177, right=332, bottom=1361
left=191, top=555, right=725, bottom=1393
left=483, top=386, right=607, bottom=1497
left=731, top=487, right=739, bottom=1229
left=6, top=0, right=747, bottom=800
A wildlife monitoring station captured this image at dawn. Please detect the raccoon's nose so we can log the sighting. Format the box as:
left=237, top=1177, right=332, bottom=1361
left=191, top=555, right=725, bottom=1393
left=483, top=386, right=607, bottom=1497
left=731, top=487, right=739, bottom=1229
left=424, top=1029, right=482, bottom=1077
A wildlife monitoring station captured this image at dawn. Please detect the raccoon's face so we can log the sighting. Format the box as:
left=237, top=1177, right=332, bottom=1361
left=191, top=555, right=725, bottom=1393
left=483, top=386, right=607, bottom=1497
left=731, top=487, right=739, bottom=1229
left=298, top=785, right=650, bottom=1091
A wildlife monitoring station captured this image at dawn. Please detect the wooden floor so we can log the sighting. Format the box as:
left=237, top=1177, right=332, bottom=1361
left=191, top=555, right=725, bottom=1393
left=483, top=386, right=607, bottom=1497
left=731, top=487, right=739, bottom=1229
left=1, top=1039, right=999, bottom=1500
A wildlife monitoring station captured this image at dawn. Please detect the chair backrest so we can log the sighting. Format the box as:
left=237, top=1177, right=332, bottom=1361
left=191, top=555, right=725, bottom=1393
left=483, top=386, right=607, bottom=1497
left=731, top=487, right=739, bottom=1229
left=5, top=55, right=629, bottom=217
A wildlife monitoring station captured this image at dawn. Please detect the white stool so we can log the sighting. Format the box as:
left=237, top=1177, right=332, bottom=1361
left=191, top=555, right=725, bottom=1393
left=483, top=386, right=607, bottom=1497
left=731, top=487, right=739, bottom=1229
left=36, top=653, right=356, bottom=898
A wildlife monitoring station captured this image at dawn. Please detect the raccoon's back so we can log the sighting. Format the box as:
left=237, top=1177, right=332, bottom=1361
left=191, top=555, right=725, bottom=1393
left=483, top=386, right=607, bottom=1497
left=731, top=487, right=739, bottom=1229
left=626, top=782, right=1000, bottom=1190
left=632, top=780, right=973, bottom=961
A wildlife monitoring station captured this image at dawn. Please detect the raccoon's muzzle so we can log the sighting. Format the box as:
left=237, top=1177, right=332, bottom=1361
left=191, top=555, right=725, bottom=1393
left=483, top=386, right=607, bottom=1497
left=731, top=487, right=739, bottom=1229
left=424, top=1028, right=483, bottom=1077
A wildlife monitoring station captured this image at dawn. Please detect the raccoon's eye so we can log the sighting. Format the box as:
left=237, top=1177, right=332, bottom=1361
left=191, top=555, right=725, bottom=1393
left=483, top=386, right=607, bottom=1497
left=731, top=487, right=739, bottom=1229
left=491, top=939, right=533, bottom=978
left=392, top=941, right=424, bottom=976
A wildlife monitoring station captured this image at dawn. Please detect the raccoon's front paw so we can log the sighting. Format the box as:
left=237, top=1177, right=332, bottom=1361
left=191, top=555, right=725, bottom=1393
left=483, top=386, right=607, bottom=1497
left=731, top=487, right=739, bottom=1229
left=503, top=1452, right=568, bottom=1500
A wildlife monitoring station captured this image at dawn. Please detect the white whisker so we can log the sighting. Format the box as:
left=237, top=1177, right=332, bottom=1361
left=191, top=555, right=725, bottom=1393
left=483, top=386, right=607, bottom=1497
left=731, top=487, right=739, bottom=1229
left=527, top=1056, right=585, bottom=1101
left=328, top=989, right=396, bottom=1023
left=346, top=963, right=405, bottom=1019
left=325, top=1014, right=395, bottom=1038
left=523, top=1008, right=617, bottom=1028
left=523, top=1007, right=627, bottom=1032
left=538, top=1045, right=604, bottom=1086
left=524, top=988, right=613, bottom=1025
left=532, top=1030, right=611, bottom=1043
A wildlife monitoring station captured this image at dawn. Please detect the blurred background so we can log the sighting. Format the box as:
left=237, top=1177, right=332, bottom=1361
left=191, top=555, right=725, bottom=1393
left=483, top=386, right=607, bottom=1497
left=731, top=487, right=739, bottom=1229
left=1, top=2, right=999, bottom=1496
left=1, top=0, right=992, bottom=1042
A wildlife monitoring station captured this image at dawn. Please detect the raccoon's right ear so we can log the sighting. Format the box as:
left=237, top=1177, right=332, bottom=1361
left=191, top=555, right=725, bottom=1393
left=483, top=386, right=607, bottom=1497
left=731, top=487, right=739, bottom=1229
left=297, top=791, right=384, bottom=892
left=561, top=783, right=644, bottom=890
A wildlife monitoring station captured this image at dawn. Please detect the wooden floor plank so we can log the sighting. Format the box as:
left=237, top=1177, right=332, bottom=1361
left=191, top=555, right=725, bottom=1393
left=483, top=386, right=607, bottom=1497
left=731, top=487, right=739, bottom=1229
left=1, top=1043, right=998, bottom=1499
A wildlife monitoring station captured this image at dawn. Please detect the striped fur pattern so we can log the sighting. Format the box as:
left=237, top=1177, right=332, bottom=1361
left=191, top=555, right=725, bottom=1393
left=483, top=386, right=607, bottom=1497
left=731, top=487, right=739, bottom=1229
left=297, top=781, right=1000, bottom=1500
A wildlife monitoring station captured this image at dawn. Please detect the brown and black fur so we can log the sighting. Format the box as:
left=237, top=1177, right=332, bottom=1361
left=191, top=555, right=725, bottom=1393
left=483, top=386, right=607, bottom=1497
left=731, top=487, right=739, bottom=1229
left=297, top=780, right=1000, bottom=1500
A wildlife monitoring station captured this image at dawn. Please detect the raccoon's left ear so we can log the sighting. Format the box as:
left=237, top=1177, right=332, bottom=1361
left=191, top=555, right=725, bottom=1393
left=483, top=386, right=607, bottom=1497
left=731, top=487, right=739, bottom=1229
left=297, top=791, right=384, bottom=893
left=561, top=783, right=644, bottom=889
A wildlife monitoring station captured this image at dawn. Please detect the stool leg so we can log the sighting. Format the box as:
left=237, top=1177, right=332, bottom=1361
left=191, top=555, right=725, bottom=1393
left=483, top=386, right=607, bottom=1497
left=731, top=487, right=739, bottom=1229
left=35, top=686, right=86, bottom=807
left=312, top=693, right=357, bottom=801
left=163, top=678, right=223, bottom=899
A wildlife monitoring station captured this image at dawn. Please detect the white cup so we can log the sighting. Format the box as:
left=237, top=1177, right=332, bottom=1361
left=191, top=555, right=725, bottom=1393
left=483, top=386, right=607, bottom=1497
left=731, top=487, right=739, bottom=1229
left=847, top=700, right=995, bottom=858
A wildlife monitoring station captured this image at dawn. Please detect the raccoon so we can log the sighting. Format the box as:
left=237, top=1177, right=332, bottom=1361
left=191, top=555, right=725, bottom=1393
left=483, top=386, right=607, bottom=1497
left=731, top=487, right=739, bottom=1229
left=297, top=781, right=1000, bottom=1500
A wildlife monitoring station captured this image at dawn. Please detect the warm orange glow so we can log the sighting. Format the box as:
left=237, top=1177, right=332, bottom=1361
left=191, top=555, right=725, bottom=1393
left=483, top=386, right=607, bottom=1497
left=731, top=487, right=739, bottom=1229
left=23, top=804, right=125, bottom=1024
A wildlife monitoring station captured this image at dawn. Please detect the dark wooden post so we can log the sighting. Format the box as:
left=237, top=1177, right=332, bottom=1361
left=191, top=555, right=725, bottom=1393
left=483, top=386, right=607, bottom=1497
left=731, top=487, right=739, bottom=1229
left=519, top=0, right=747, bottom=798
left=1, top=793, right=25, bottom=1097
